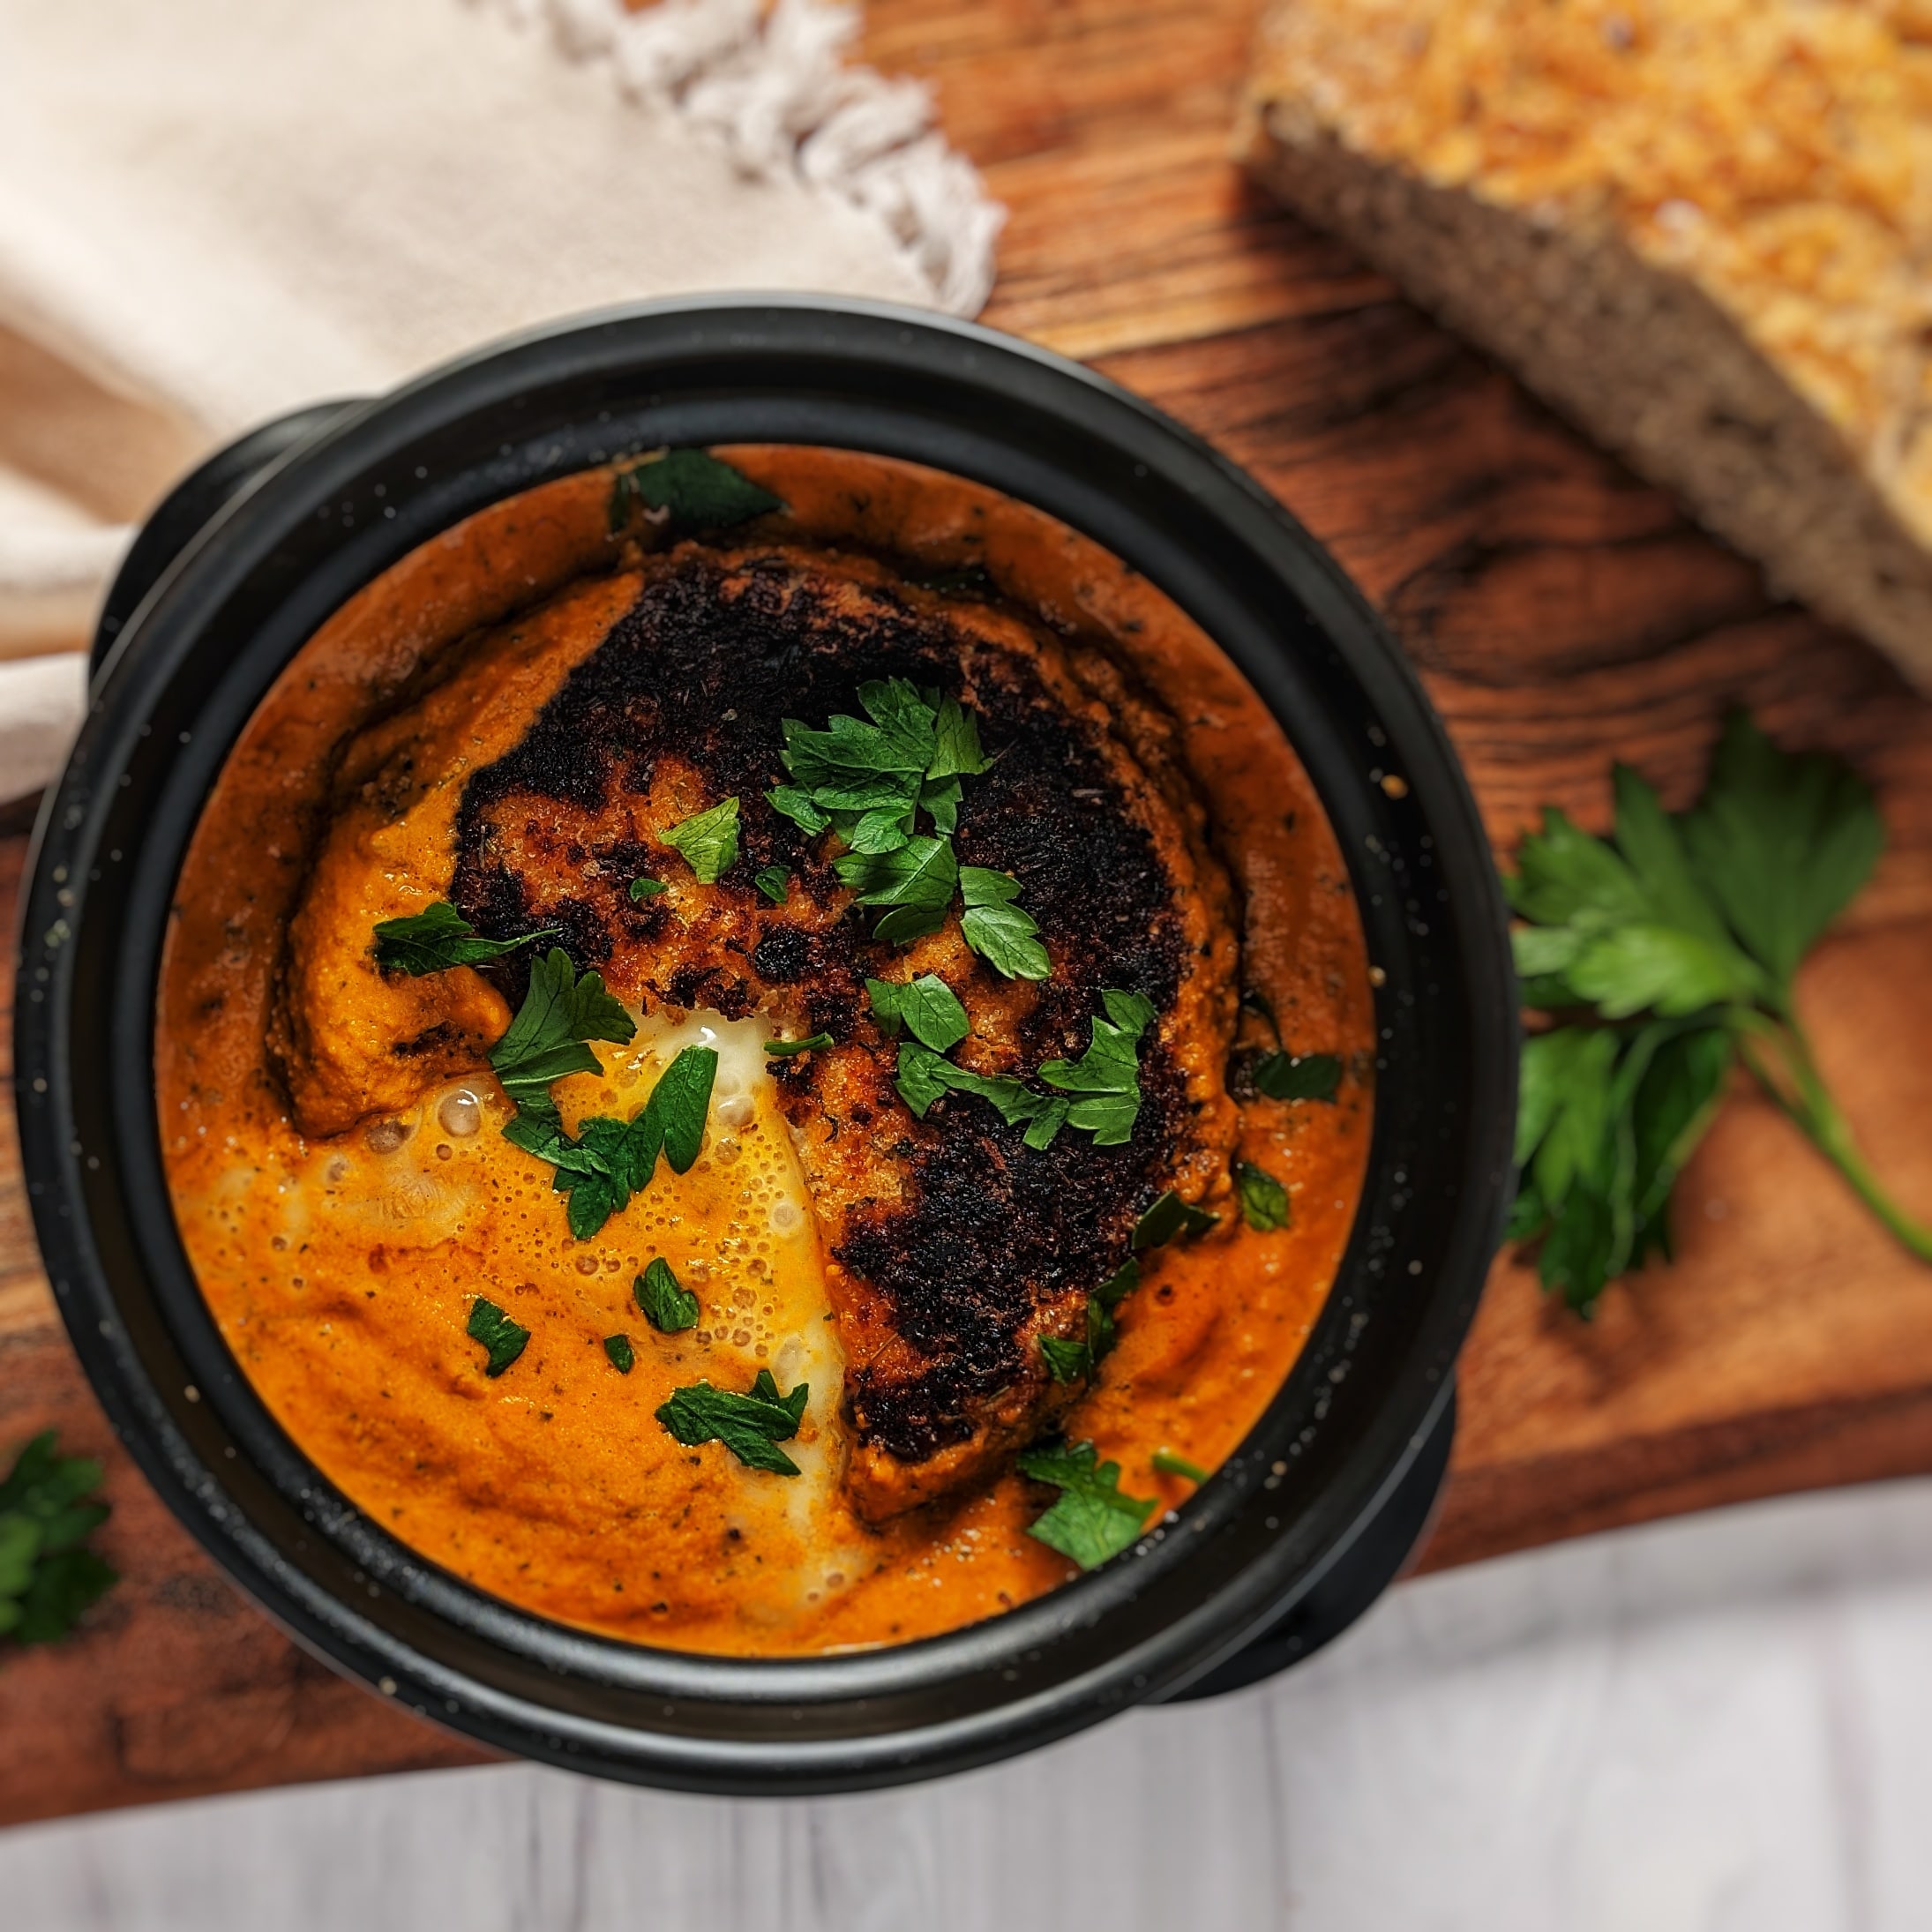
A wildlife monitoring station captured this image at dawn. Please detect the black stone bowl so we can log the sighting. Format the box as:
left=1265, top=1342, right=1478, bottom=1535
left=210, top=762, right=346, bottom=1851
left=14, top=298, right=1515, bottom=1793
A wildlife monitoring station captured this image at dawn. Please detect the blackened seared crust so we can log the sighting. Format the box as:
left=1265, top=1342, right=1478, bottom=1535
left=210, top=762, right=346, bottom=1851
left=450, top=550, right=1188, bottom=1043
left=288, top=541, right=1239, bottom=1517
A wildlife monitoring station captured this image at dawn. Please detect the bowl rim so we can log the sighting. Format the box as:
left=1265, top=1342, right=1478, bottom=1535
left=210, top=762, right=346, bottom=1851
left=15, top=295, right=1516, bottom=1792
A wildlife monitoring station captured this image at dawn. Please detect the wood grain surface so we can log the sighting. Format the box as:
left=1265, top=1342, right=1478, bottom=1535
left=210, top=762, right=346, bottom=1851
left=4, top=0, right=1930, bottom=1829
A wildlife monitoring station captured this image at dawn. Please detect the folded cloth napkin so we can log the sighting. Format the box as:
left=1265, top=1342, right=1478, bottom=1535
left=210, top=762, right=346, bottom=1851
left=0, top=0, right=1002, bottom=802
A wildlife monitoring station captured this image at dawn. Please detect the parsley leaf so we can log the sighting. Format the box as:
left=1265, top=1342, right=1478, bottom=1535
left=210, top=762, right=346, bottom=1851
left=866, top=974, right=970, bottom=1052
left=959, top=866, right=1051, bottom=981
left=0, top=1432, right=116, bottom=1649
left=1037, top=989, right=1157, bottom=1146
left=371, top=902, right=555, bottom=976
left=603, top=1334, right=635, bottom=1374
left=655, top=1371, right=810, bottom=1476
left=488, top=948, right=636, bottom=1121
left=834, top=835, right=958, bottom=943
left=636, top=1257, right=699, bottom=1333
left=1134, top=1190, right=1218, bottom=1250
left=775, top=686, right=1051, bottom=963
left=660, top=798, right=740, bottom=885
left=609, top=448, right=783, bottom=535
left=1039, top=1262, right=1138, bottom=1383
left=1681, top=712, right=1884, bottom=998
left=501, top=1044, right=716, bottom=1238
left=1234, top=1160, right=1291, bottom=1231
left=754, top=865, right=790, bottom=904
left=768, top=785, right=831, bottom=835
left=1507, top=711, right=1930, bottom=1310
left=648, top=1044, right=719, bottom=1172
left=765, top=1032, right=834, bottom=1057
left=1018, top=1441, right=1156, bottom=1569
left=629, top=876, right=667, bottom=902
left=890, top=992, right=1154, bottom=1149
left=1252, top=1052, right=1341, bottom=1103
left=1509, top=1022, right=1734, bottom=1310
left=467, top=1298, right=529, bottom=1377
left=892, top=1040, right=954, bottom=1117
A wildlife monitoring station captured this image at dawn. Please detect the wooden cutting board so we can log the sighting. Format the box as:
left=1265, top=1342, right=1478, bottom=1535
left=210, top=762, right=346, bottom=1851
left=4, top=0, right=1930, bottom=1829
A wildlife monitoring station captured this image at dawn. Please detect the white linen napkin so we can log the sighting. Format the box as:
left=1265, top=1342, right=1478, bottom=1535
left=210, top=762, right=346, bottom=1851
left=0, top=0, right=1002, bottom=802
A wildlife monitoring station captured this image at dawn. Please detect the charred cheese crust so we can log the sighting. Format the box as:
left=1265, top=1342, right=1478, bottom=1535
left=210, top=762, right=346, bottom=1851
left=273, top=543, right=1240, bottom=1518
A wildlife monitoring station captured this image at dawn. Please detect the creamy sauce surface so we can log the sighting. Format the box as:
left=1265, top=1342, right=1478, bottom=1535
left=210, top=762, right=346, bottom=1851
left=155, top=447, right=1375, bottom=1654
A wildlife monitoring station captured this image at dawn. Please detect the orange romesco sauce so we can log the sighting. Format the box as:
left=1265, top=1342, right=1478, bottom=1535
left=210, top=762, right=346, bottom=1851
left=155, top=447, right=1374, bottom=1656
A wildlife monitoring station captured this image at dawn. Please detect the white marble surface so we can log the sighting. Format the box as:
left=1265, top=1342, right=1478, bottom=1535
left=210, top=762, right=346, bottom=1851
left=11, top=1476, right=1932, bottom=1931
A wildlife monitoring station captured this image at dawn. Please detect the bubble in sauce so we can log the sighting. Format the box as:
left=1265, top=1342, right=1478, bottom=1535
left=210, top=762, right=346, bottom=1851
left=438, top=1090, right=482, bottom=1137
left=365, top=1119, right=409, bottom=1155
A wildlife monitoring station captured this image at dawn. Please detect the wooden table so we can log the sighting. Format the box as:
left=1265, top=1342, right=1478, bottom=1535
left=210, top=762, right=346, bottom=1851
left=4, top=0, right=1930, bottom=1829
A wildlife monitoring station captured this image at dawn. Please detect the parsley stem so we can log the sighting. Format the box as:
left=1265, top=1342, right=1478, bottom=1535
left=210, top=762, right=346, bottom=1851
left=1734, top=1014, right=1932, bottom=1265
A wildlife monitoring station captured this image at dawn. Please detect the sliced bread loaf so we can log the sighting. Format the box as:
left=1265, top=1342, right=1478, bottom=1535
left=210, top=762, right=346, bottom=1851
left=1242, top=0, right=1932, bottom=687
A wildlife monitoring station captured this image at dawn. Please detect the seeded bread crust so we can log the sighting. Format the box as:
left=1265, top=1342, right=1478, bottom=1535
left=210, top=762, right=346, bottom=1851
left=1242, top=0, right=1932, bottom=689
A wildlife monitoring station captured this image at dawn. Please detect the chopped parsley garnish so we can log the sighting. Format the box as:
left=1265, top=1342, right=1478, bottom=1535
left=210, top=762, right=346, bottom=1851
left=371, top=902, right=555, bottom=977
left=655, top=1371, right=810, bottom=1476
left=892, top=1043, right=1060, bottom=1142
left=1150, top=1449, right=1209, bottom=1484
left=608, top=447, right=783, bottom=536
left=1018, top=1441, right=1156, bottom=1570
left=1253, top=1052, right=1342, bottom=1103
left=765, top=1032, right=834, bottom=1057
left=834, top=834, right=958, bottom=942
left=890, top=988, right=1153, bottom=1149
left=0, top=1431, right=116, bottom=1649
left=1508, top=711, right=1928, bottom=1311
left=866, top=974, right=970, bottom=1052
left=1233, top=1160, right=1291, bottom=1231
left=958, top=866, right=1051, bottom=981
left=1039, top=1257, right=1140, bottom=1383
left=1133, top=1190, right=1219, bottom=1250
left=768, top=681, right=1049, bottom=976
left=659, top=798, right=740, bottom=885
left=467, top=1298, right=529, bottom=1377
left=754, top=865, right=790, bottom=904
left=635, top=1257, right=699, bottom=1333
left=1239, top=986, right=1342, bottom=1103
left=646, top=1045, right=718, bottom=1172
left=603, top=1334, right=635, bottom=1374
left=1037, top=989, right=1157, bottom=1146
left=502, top=1043, right=719, bottom=1239
left=629, top=876, right=667, bottom=902
left=488, top=947, right=636, bottom=1122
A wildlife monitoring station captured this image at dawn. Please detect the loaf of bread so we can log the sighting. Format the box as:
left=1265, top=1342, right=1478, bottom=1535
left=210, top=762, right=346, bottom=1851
left=1242, top=0, right=1932, bottom=687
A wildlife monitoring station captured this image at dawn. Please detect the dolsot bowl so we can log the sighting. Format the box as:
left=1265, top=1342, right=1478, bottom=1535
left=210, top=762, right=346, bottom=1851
left=15, top=298, right=1515, bottom=1793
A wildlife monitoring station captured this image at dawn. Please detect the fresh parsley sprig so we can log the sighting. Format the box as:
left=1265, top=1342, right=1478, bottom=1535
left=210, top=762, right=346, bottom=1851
left=769, top=681, right=1051, bottom=978
left=1508, top=713, right=1929, bottom=1312
left=487, top=948, right=636, bottom=1122
left=866, top=974, right=970, bottom=1052
left=1238, top=988, right=1342, bottom=1102
left=0, top=1432, right=116, bottom=1651
left=1039, top=1259, right=1140, bottom=1384
left=1037, top=989, right=1157, bottom=1146
left=371, top=902, right=556, bottom=977
left=1133, top=1189, right=1218, bottom=1249
left=608, top=448, right=784, bottom=537
left=467, top=1298, right=529, bottom=1377
left=1233, top=1160, right=1291, bottom=1231
left=503, top=1043, right=719, bottom=1239
left=889, top=987, right=1156, bottom=1149
left=655, top=1371, right=811, bottom=1476
left=1018, top=1440, right=1156, bottom=1569
left=636, top=1257, right=699, bottom=1333
left=660, top=798, right=740, bottom=885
